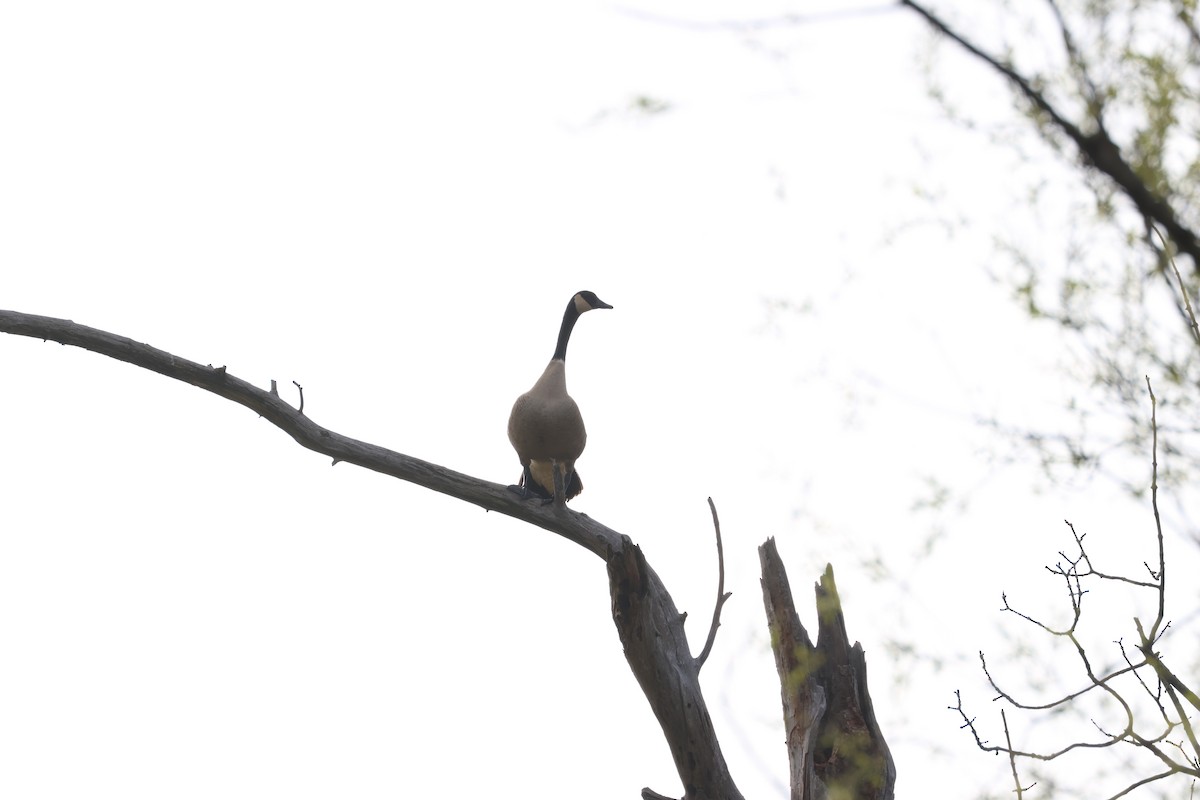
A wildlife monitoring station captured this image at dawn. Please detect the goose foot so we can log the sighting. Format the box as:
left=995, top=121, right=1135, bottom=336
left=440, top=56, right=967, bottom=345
left=509, top=469, right=553, bottom=502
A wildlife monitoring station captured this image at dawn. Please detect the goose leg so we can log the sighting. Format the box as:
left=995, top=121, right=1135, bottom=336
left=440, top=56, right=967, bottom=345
left=508, top=465, right=552, bottom=501
left=551, top=461, right=566, bottom=509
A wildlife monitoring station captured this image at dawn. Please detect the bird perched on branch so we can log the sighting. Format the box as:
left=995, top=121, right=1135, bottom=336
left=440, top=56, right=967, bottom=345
left=508, top=290, right=613, bottom=504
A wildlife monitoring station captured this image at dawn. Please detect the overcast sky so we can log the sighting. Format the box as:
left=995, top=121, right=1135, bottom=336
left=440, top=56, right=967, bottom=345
left=3, top=2, right=1195, bottom=799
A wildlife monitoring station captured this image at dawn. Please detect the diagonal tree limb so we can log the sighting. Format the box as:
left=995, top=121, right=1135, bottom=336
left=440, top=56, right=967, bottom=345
left=899, top=0, right=1200, bottom=271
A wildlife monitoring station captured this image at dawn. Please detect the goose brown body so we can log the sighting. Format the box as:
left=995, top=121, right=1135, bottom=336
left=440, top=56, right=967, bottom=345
left=507, top=291, right=612, bottom=501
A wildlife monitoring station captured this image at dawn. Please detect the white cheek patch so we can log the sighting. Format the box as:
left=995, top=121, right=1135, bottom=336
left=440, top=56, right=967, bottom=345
left=574, top=294, right=590, bottom=313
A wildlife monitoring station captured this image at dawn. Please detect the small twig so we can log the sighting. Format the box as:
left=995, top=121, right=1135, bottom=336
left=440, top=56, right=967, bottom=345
left=950, top=689, right=1125, bottom=760
left=641, top=789, right=676, bottom=800
left=1138, top=631, right=1200, bottom=722
left=269, top=378, right=278, bottom=396
left=1107, top=768, right=1195, bottom=800
left=1117, top=637, right=1169, bottom=718
left=1044, top=0, right=1104, bottom=119
left=1145, top=377, right=1167, bottom=642
left=982, top=648, right=1147, bottom=711
left=1002, top=709, right=1033, bottom=798
left=292, top=380, right=305, bottom=415
left=695, top=497, right=732, bottom=671
left=1165, top=682, right=1200, bottom=762
left=1000, top=591, right=1073, bottom=635
left=1051, top=520, right=1159, bottom=589
left=1149, top=224, right=1200, bottom=348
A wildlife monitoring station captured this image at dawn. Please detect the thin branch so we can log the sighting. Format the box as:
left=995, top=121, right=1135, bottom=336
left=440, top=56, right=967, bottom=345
left=1044, top=0, right=1104, bottom=119
left=695, top=497, right=732, bottom=671
left=1145, top=222, right=1200, bottom=349
left=1138, top=631, right=1200, bottom=722
left=1118, top=637, right=1170, bottom=719
left=1165, top=682, right=1200, bottom=763
left=1174, top=0, right=1200, bottom=51
left=980, top=649, right=1148, bottom=711
left=1056, top=520, right=1160, bottom=589
left=952, top=689, right=1124, bottom=761
left=1107, top=768, right=1193, bottom=800
left=1002, top=709, right=1033, bottom=798
left=1145, top=377, right=1167, bottom=640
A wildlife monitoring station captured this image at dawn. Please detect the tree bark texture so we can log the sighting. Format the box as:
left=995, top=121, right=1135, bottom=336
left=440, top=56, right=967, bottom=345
left=760, top=539, right=896, bottom=800
left=607, top=540, right=744, bottom=800
left=2, top=309, right=895, bottom=799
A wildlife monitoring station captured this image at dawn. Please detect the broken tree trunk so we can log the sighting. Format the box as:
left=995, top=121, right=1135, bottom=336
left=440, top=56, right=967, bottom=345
left=760, top=538, right=896, bottom=800
left=608, top=537, right=745, bottom=800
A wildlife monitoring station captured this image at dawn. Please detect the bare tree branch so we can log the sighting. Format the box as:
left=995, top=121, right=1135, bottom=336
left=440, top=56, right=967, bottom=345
left=1105, top=768, right=1192, bottom=800
left=1144, top=376, right=1168, bottom=640
left=695, top=497, right=731, bottom=671
left=1001, top=709, right=1031, bottom=798
left=979, top=650, right=1148, bottom=711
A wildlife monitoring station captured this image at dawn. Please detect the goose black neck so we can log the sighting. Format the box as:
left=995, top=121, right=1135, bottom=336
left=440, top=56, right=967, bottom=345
left=552, top=299, right=582, bottom=361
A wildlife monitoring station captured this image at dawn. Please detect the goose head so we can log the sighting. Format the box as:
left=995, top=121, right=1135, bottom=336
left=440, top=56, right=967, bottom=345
left=552, top=290, right=613, bottom=362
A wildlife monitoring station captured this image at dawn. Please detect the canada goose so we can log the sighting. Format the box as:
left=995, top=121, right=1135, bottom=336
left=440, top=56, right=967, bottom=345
left=508, top=290, right=613, bottom=503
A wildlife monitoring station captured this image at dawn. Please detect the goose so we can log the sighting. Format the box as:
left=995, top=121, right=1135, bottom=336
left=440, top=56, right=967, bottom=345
left=508, top=290, right=613, bottom=503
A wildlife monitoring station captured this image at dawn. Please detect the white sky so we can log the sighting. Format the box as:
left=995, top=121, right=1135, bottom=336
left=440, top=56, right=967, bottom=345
left=3, top=2, right=1196, bottom=799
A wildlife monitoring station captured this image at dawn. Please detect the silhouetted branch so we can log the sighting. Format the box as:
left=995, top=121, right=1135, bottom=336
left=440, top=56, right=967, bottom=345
left=1144, top=376, right=1168, bottom=640
left=695, top=497, right=731, bottom=671
left=1001, top=709, right=1032, bottom=798
left=980, top=650, right=1148, bottom=711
